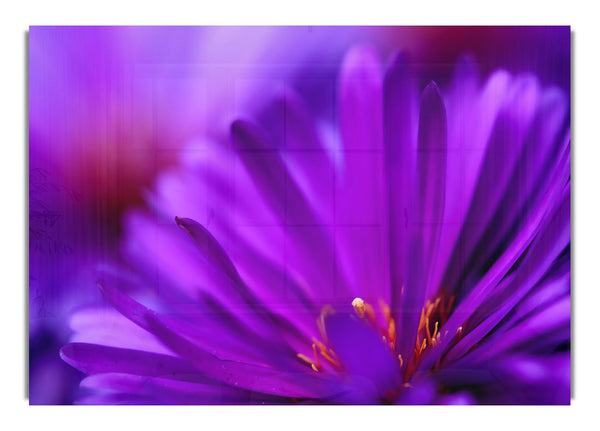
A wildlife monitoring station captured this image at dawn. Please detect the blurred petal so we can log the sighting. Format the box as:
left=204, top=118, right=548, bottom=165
left=324, top=312, right=401, bottom=399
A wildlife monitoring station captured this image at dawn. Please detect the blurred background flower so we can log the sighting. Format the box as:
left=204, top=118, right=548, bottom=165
left=29, top=26, right=570, bottom=404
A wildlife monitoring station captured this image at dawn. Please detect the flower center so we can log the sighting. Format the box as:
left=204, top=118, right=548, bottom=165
left=297, top=293, right=459, bottom=382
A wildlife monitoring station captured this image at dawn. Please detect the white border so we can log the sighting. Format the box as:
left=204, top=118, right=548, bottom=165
left=2, top=1, right=598, bottom=430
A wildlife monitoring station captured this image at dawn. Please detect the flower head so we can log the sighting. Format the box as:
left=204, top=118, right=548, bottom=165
left=61, top=44, right=570, bottom=405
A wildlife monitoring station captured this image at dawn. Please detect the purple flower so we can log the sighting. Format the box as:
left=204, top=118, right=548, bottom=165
left=60, top=44, right=570, bottom=405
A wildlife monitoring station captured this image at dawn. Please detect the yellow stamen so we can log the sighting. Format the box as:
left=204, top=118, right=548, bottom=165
left=312, top=343, right=321, bottom=369
left=388, top=318, right=396, bottom=349
left=297, top=353, right=314, bottom=366
left=317, top=305, right=334, bottom=343
left=312, top=339, right=342, bottom=369
left=398, top=354, right=403, bottom=369
left=379, top=299, right=392, bottom=321
left=365, top=303, right=377, bottom=327
left=425, top=317, right=432, bottom=344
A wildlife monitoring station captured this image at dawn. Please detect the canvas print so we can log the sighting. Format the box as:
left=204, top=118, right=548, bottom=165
left=29, top=26, right=571, bottom=405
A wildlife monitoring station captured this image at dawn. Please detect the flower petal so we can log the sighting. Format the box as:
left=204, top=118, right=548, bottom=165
left=419, top=139, right=570, bottom=372
left=442, top=184, right=570, bottom=364
left=324, top=311, right=401, bottom=400
left=383, top=53, right=418, bottom=326
left=458, top=88, right=568, bottom=285
left=442, top=75, right=541, bottom=297
left=339, top=45, right=383, bottom=151
left=68, top=307, right=174, bottom=356
left=415, top=81, right=447, bottom=298
left=60, top=343, right=204, bottom=380
left=97, top=279, right=340, bottom=399
left=398, top=82, right=448, bottom=360
left=81, top=373, right=284, bottom=404
left=334, top=46, right=388, bottom=300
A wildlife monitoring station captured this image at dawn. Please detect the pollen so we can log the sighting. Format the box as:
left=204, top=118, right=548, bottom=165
left=352, top=297, right=366, bottom=318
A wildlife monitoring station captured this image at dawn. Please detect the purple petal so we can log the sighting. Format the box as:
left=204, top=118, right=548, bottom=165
left=397, top=235, right=426, bottom=362
left=175, top=216, right=243, bottom=286
left=324, top=311, right=401, bottom=400
left=441, top=185, right=570, bottom=364
left=81, top=373, right=284, bottom=405
left=123, top=211, right=315, bottom=358
left=232, top=119, right=316, bottom=225
left=231, top=119, right=341, bottom=301
left=432, top=352, right=570, bottom=404
left=383, top=53, right=418, bottom=328
left=334, top=46, right=388, bottom=300
left=175, top=216, right=318, bottom=352
left=419, top=138, right=570, bottom=372
left=76, top=393, right=157, bottom=405
left=415, top=81, right=447, bottom=300
left=97, top=279, right=338, bottom=398
left=473, top=295, right=570, bottom=361
left=398, top=82, right=448, bottom=361
left=277, top=89, right=336, bottom=221
left=68, top=307, right=174, bottom=355
left=339, top=45, right=383, bottom=151
left=429, top=58, right=487, bottom=293
left=442, top=75, right=541, bottom=295
left=459, top=87, right=568, bottom=283
left=394, top=379, right=437, bottom=405
left=60, top=343, right=204, bottom=380
left=473, top=255, right=569, bottom=356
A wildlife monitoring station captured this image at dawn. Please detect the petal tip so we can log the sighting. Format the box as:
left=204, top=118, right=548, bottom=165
left=389, top=51, right=409, bottom=69
left=424, top=80, right=441, bottom=94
